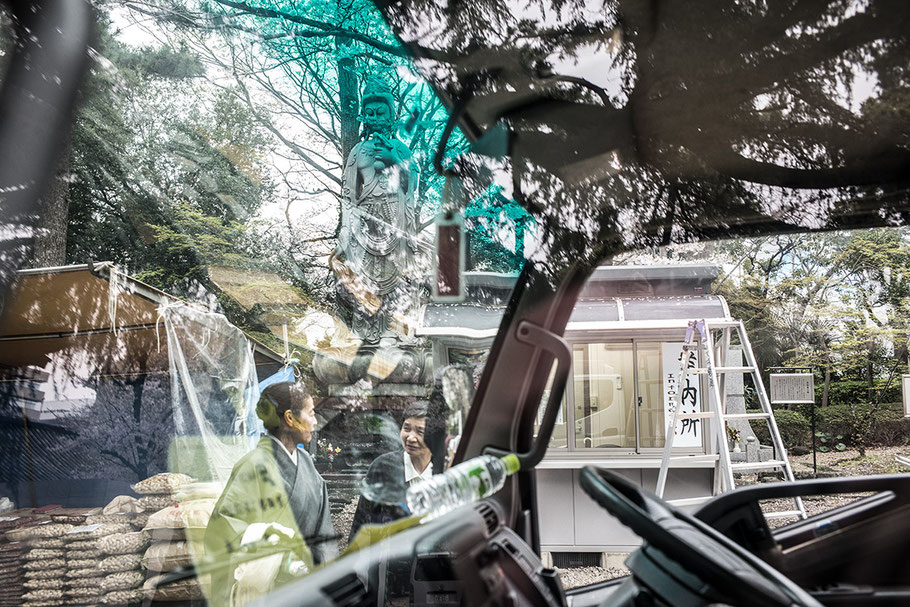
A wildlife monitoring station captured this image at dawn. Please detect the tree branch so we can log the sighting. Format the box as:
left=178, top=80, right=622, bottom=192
left=231, top=73, right=342, bottom=187
left=213, top=0, right=407, bottom=57
left=689, top=140, right=910, bottom=189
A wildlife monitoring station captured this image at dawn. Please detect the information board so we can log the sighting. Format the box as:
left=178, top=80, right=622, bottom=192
left=769, top=373, right=815, bottom=404
left=902, top=375, right=910, bottom=417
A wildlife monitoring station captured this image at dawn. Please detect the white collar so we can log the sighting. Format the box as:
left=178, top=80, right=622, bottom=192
left=403, top=451, right=432, bottom=484
left=268, top=434, right=298, bottom=465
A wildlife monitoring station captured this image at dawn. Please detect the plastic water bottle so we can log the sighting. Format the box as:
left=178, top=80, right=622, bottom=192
left=406, top=453, right=521, bottom=520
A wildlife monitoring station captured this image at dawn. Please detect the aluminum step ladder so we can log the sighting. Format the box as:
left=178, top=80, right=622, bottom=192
left=656, top=319, right=806, bottom=520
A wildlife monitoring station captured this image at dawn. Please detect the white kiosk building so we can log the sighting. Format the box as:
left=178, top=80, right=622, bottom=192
left=420, top=265, right=780, bottom=565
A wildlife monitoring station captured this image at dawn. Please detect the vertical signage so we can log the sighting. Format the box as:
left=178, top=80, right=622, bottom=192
left=903, top=375, right=910, bottom=417
left=662, top=342, right=701, bottom=447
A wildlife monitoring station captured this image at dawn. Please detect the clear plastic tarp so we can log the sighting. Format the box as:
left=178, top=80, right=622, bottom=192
left=160, top=301, right=261, bottom=484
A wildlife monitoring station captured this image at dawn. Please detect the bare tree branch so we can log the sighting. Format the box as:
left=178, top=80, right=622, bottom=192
left=212, top=0, right=408, bottom=57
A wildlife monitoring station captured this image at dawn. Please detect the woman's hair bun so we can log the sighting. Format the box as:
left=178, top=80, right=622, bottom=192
left=256, top=394, right=282, bottom=430
left=256, top=381, right=311, bottom=430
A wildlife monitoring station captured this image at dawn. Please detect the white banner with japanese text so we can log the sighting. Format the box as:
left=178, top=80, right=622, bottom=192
left=662, top=342, right=702, bottom=447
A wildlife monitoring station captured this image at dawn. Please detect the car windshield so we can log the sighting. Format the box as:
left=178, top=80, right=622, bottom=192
left=0, top=0, right=908, bottom=604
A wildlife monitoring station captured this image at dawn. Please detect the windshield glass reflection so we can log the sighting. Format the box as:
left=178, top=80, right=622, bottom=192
left=384, top=0, right=910, bottom=287
left=0, top=0, right=523, bottom=603
left=0, top=0, right=908, bottom=604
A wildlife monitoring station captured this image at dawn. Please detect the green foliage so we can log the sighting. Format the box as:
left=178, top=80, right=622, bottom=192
left=112, top=43, right=205, bottom=79
left=815, top=432, right=847, bottom=453
left=867, top=405, right=910, bottom=446
left=753, top=401, right=909, bottom=451
left=119, top=0, right=532, bottom=291
left=715, top=275, right=786, bottom=373
left=136, top=203, right=249, bottom=286
left=817, top=381, right=868, bottom=406
left=772, top=409, right=811, bottom=448
left=716, top=229, right=910, bottom=453
left=66, top=9, right=276, bottom=310
left=815, top=405, right=857, bottom=443
left=360, top=414, right=386, bottom=433
left=814, top=402, right=910, bottom=448
left=816, top=380, right=901, bottom=407
left=465, top=188, right=532, bottom=273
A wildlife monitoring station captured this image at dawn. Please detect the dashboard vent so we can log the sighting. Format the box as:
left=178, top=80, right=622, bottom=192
left=552, top=552, right=601, bottom=568
left=475, top=502, right=500, bottom=534
left=321, top=572, right=368, bottom=607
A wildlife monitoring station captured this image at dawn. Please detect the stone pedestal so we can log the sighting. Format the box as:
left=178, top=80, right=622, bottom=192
left=745, top=436, right=759, bottom=463
left=313, top=344, right=432, bottom=398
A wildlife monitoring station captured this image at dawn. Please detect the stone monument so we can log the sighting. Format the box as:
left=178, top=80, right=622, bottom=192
left=315, top=79, right=429, bottom=395
left=334, top=79, right=418, bottom=343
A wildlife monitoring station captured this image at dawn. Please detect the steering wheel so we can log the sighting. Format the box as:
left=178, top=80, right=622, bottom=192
left=579, top=466, right=823, bottom=607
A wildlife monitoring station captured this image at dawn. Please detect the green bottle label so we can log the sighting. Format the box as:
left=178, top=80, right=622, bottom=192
left=468, top=466, right=492, bottom=497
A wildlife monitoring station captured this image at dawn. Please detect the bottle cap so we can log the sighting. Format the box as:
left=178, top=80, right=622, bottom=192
left=500, top=453, right=521, bottom=475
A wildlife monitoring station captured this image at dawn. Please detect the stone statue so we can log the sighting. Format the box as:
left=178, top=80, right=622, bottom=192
left=334, top=80, right=418, bottom=344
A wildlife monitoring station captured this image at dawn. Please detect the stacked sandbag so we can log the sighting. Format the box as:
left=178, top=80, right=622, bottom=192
left=141, top=501, right=214, bottom=602
left=62, top=520, right=134, bottom=606
left=142, top=574, right=211, bottom=603
left=9, top=522, right=74, bottom=607
left=131, top=474, right=193, bottom=512
left=139, top=480, right=218, bottom=604
left=0, top=517, right=32, bottom=607
left=50, top=510, right=93, bottom=526
left=96, top=529, right=151, bottom=606
left=0, top=541, right=26, bottom=607
left=85, top=495, right=151, bottom=606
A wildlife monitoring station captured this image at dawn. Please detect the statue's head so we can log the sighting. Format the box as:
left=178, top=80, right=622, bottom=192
left=360, top=79, right=396, bottom=138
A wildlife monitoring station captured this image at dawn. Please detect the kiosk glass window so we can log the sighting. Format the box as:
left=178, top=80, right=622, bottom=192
left=573, top=343, right=636, bottom=449
left=637, top=343, right=665, bottom=448
left=571, top=341, right=671, bottom=451
left=535, top=362, right=568, bottom=449
left=538, top=393, right=568, bottom=449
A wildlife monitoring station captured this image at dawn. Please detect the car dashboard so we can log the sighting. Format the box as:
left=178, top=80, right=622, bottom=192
left=257, top=499, right=570, bottom=607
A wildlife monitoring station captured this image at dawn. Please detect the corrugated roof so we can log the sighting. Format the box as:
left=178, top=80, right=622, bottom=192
left=0, top=416, right=76, bottom=482
left=421, top=295, right=727, bottom=335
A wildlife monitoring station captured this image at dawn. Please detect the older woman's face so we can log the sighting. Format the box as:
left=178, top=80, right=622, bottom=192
left=400, top=416, right=430, bottom=459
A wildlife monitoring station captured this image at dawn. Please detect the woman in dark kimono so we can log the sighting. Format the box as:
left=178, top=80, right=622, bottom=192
left=205, top=382, right=336, bottom=606
left=348, top=398, right=448, bottom=541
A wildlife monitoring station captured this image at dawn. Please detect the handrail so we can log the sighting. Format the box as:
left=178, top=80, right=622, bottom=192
left=485, top=320, right=571, bottom=470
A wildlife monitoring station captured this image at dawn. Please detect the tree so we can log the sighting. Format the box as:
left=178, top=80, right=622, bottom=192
left=348, top=1, right=910, bottom=288
left=64, top=10, right=277, bottom=310
left=464, top=188, right=532, bottom=273
left=836, top=230, right=910, bottom=388
left=54, top=376, right=174, bottom=481
left=118, top=0, right=459, bottom=284
left=709, top=227, right=910, bottom=454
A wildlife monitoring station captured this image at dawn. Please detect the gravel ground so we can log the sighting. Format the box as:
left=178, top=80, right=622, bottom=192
left=743, top=445, right=910, bottom=527
left=558, top=446, right=910, bottom=589
left=789, top=445, right=910, bottom=477
left=557, top=565, right=630, bottom=590
left=331, top=497, right=359, bottom=553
